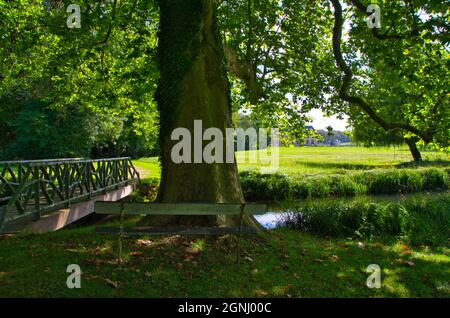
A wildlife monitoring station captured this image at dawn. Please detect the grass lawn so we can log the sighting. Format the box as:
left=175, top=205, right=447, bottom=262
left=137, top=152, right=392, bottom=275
left=1, top=225, right=448, bottom=297
left=132, top=157, right=161, bottom=179
left=133, top=146, right=450, bottom=179
left=1, top=146, right=448, bottom=298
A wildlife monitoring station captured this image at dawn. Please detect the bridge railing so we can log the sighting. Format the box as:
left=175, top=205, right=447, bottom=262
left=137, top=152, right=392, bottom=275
left=0, top=157, right=140, bottom=232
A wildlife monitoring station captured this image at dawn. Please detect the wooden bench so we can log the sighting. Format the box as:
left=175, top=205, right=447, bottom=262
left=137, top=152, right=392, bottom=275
left=94, top=202, right=267, bottom=263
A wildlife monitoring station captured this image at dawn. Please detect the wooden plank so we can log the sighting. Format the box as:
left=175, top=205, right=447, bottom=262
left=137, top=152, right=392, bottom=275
left=95, top=226, right=258, bottom=236
left=244, top=204, right=269, bottom=215
left=95, top=202, right=267, bottom=215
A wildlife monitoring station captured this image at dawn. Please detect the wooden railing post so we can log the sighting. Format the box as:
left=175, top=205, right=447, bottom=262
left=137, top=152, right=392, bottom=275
left=0, top=206, right=6, bottom=233
left=123, top=158, right=129, bottom=183
left=87, top=162, right=92, bottom=199
left=114, top=159, right=119, bottom=189
left=34, top=165, right=41, bottom=220
left=64, top=163, right=70, bottom=208
left=18, top=163, right=23, bottom=184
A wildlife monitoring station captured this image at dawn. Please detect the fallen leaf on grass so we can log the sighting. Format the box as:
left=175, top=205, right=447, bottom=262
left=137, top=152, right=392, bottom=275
left=395, top=259, right=415, bottom=267
left=85, top=275, right=99, bottom=280
left=163, top=251, right=176, bottom=258
left=315, top=259, right=324, bottom=263
left=105, top=278, right=119, bottom=288
left=282, top=284, right=293, bottom=293
left=0, top=272, right=15, bottom=278
left=254, top=289, right=268, bottom=297
left=404, top=260, right=415, bottom=267
left=357, top=242, right=365, bottom=249
left=399, top=243, right=412, bottom=255
left=130, top=251, right=144, bottom=257
left=93, top=246, right=110, bottom=254
left=84, top=258, right=120, bottom=266
left=0, top=234, right=15, bottom=241
left=331, top=255, right=339, bottom=262
left=136, top=239, right=152, bottom=247
left=186, top=247, right=200, bottom=255
left=399, top=243, right=409, bottom=251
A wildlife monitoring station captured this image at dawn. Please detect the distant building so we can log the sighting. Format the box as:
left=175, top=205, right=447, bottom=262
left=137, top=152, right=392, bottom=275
left=330, top=139, right=341, bottom=146
left=304, top=126, right=318, bottom=146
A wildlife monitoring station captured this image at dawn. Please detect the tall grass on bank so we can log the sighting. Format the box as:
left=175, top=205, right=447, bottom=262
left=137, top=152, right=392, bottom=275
left=240, top=168, right=449, bottom=201
left=282, top=194, right=450, bottom=246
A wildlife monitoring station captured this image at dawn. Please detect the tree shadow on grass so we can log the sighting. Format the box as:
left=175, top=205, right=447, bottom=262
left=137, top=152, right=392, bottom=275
left=0, top=229, right=448, bottom=298
left=257, top=230, right=449, bottom=298
left=396, top=160, right=450, bottom=169
left=294, top=160, right=449, bottom=174
left=297, top=161, right=381, bottom=172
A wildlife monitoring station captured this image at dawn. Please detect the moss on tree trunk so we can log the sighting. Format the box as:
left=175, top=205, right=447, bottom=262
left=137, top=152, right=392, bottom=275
left=154, top=0, right=251, bottom=227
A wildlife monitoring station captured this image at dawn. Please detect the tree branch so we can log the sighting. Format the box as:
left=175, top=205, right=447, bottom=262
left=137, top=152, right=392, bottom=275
left=96, top=0, right=118, bottom=46
left=350, top=0, right=419, bottom=40
left=224, top=45, right=264, bottom=104
left=330, top=0, right=432, bottom=142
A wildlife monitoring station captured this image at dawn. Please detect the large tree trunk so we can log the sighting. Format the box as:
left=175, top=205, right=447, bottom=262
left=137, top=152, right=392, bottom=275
left=405, top=138, right=422, bottom=162
left=154, top=0, right=245, bottom=226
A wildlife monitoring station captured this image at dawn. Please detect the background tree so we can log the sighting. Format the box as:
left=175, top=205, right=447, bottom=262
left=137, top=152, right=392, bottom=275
left=326, top=125, right=334, bottom=138
left=330, top=0, right=449, bottom=161
left=0, top=0, right=159, bottom=159
left=218, top=0, right=342, bottom=143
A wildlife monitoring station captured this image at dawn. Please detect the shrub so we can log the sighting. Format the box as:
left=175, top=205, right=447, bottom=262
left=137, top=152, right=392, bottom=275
left=130, top=177, right=160, bottom=202
left=330, top=175, right=366, bottom=196
left=420, top=168, right=448, bottom=190
left=286, top=194, right=450, bottom=246
left=239, top=168, right=448, bottom=201
left=240, top=171, right=291, bottom=201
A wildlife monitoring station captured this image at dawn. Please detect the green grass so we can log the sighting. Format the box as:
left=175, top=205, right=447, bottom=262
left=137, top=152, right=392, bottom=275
left=283, top=192, right=450, bottom=246
left=0, top=226, right=449, bottom=297
left=1, top=146, right=448, bottom=298
left=239, top=167, right=448, bottom=200
left=133, top=146, right=450, bottom=179
left=132, top=157, right=161, bottom=179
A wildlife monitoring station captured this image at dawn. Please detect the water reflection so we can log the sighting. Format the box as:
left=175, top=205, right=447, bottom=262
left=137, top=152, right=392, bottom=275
left=252, top=191, right=449, bottom=229
left=254, top=212, right=290, bottom=229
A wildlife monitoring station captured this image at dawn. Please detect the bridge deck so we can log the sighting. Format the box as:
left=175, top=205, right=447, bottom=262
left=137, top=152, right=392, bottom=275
left=0, top=158, right=139, bottom=233
left=3, top=185, right=135, bottom=234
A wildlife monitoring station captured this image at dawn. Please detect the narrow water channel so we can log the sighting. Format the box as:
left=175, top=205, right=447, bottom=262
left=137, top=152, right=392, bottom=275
left=253, top=191, right=449, bottom=229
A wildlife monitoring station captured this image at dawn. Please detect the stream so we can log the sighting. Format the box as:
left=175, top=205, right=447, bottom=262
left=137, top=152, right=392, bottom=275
left=253, top=191, right=450, bottom=229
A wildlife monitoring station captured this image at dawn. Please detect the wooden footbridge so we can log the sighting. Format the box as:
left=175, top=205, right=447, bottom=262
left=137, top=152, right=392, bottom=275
left=0, top=158, right=140, bottom=234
